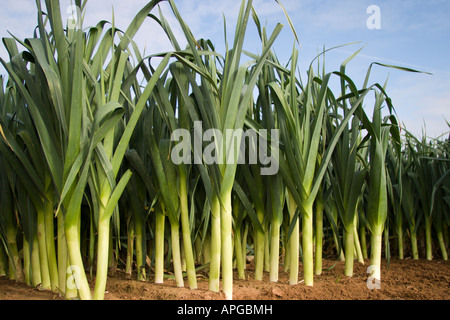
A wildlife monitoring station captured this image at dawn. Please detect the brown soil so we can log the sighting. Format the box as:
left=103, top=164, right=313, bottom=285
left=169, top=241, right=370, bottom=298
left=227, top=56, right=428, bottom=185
left=1, top=258, right=449, bottom=300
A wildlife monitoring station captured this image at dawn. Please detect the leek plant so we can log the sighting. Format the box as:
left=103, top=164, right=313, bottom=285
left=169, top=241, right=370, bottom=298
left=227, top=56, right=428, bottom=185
left=364, top=92, right=396, bottom=284
left=328, top=115, right=366, bottom=277
left=165, top=0, right=282, bottom=299
left=386, top=142, right=404, bottom=259
left=404, top=130, right=450, bottom=260
left=0, top=0, right=447, bottom=302
left=400, top=149, right=421, bottom=260
left=0, top=0, right=169, bottom=300
left=271, top=45, right=379, bottom=286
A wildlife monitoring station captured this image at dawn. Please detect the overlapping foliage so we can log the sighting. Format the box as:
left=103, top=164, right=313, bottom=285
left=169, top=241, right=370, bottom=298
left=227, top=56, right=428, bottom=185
left=0, top=0, right=448, bottom=300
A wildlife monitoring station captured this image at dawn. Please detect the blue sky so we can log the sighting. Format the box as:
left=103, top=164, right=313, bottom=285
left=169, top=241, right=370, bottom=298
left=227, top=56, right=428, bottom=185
left=1, top=0, right=449, bottom=139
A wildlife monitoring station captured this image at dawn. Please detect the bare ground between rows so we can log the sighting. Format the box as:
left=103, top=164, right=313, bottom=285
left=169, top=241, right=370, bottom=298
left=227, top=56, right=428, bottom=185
left=1, top=259, right=449, bottom=300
